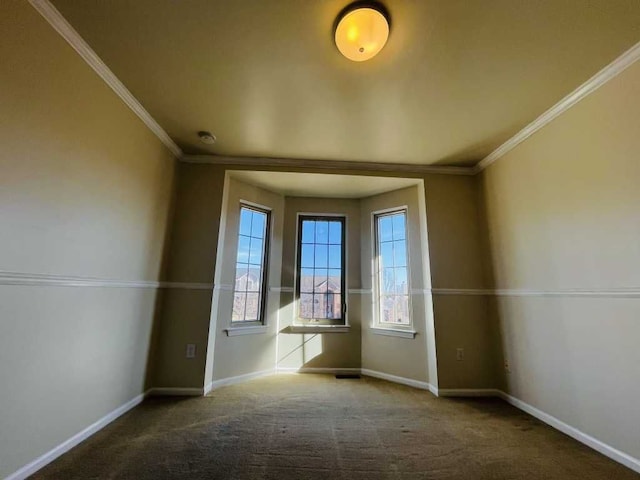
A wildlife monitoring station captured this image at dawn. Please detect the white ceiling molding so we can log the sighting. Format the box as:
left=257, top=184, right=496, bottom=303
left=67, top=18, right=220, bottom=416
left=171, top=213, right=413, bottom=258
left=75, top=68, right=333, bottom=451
left=29, top=0, right=183, bottom=158
left=476, top=40, right=640, bottom=173
left=180, top=154, right=476, bottom=176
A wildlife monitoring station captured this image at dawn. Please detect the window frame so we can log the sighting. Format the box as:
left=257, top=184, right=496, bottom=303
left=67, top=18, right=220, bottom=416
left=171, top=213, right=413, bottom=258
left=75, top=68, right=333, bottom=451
left=372, top=206, right=413, bottom=331
left=230, top=201, right=271, bottom=326
left=294, top=214, right=347, bottom=326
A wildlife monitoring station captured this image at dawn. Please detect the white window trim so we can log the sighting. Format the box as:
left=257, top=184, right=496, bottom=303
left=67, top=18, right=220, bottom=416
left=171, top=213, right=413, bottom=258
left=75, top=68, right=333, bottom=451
left=371, top=206, right=414, bottom=333
left=225, top=325, right=269, bottom=336
left=289, top=325, right=350, bottom=334
left=370, top=327, right=417, bottom=339
left=238, top=199, right=273, bottom=216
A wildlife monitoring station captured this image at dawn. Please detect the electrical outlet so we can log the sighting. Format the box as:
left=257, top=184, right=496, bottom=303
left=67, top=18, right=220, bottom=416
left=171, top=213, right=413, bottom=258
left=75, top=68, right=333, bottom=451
left=186, top=343, right=196, bottom=359
left=504, top=360, right=511, bottom=373
left=456, top=348, right=464, bottom=361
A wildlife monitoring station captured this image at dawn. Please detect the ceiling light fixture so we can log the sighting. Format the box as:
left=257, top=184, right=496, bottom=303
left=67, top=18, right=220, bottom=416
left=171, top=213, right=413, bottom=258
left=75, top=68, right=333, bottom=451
left=334, top=2, right=390, bottom=62
left=198, top=131, right=216, bottom=145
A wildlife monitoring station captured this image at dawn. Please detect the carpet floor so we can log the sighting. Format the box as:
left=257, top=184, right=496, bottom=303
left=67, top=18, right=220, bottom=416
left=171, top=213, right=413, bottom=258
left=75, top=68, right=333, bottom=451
left=32, top=374, right=638, bottom=479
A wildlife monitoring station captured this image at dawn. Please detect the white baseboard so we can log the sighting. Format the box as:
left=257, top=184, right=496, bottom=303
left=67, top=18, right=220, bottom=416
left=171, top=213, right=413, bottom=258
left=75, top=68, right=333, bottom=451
left=360, top=368, right=433, bottom=392
left=438, top=388, right=501, bottom=397
left=208, top=368, right=275, bottom=391
left=146, top=387, right=204, bottom=396
left=346, top=375, right=640, bottom=474
left=430, top=387, right=640, bottom=473
left=203, top=381, right=213, bottom=395
left=5, top=392, right=145, bottom=480
left=277, top=367, right=361, bottom=375
left=10, top=377, right=637, bottom=479
left=497, top=391, right=640, bottom=474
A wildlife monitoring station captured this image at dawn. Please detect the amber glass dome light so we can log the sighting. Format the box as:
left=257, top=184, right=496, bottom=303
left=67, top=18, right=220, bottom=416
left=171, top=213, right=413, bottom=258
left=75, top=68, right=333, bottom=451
left=334, top=2, right=390, bottom=62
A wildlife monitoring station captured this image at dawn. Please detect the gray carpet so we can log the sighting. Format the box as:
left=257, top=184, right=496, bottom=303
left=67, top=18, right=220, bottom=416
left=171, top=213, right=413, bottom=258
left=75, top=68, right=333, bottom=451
left=32, top=374, right=639, bottom=479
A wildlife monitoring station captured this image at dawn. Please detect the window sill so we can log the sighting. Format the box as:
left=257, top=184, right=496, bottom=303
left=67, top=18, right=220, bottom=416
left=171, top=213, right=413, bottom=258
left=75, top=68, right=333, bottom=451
left=370, top=327, right=417, bottom=339
left=225, top=325, right=269, bottom=337
left=288, top=325, right=350, bottom=334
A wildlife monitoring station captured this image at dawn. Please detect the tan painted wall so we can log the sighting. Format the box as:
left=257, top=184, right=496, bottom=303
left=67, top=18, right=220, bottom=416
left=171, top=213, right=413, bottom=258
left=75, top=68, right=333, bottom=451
left=360, top=186, right=431, bottom=382
left=209, top=177, right=284, bottom=380
left=154, top=165, right=490, bottom=391
left=0, top=2, right=175, bottom=478
left=481, top=61, right=640, bottom=459
left=422, top=175, right=496, bottom=389
left=151, top=163, right=225, bottom=388
left=277, top=197, right=362, bottom=370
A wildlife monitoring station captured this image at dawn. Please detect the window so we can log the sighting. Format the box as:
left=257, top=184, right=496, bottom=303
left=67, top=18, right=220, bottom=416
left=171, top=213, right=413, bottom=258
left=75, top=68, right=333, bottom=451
left=232, top=205, right=270, bottom=323
left=296, top=216, right=346, bottom=325
left=374, top=209, right=411, bottom=326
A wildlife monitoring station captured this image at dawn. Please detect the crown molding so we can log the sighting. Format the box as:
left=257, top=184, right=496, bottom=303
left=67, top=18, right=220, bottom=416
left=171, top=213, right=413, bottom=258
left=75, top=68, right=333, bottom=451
left=475, top=40, right=640, bottom=173
left=28, top=0, right=183, bottom=158
left=180, top=154, right=476, bottom=176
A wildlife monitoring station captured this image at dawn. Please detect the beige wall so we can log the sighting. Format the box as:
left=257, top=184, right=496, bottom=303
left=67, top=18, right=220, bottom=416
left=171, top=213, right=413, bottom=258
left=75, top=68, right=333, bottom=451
left=277, top=197, right=362, bottom=370
left=0, top=2, right=176, bottom=478
left=481, top=61, right=640, bottom=459
left=153, top=165, right=489, bottom=391
left=150, top=163, right=224, bottom=388
left=209, top=177, right=284, bottom=380
left=422, top=175, right=496, bottom=389
left=360, top=186, right=432, bottom=382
